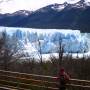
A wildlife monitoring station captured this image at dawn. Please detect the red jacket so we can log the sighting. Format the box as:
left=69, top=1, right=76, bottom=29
left=54, top=68, right=70, bottom=82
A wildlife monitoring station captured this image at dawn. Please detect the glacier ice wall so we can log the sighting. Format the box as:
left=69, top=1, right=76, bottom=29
left=0, top=27, right=89, bottom=54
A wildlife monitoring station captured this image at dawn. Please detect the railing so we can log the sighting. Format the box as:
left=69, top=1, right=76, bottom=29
left=0, top=70, right=90, bottom=90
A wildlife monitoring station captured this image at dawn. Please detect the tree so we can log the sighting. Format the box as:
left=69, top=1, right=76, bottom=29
left=37, top=38, right=43, bottom=64
left=36, top=38, right=44, bottom=74
left=57, top=36, right=64, bottom=68
left=0, top=30, right=23, bottom=70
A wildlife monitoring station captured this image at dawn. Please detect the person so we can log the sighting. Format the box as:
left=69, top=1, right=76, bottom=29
left=55, top=68, right=70, bottom=90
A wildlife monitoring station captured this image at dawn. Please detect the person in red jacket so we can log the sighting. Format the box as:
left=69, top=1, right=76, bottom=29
left=56, top=68, right=70, bottom=90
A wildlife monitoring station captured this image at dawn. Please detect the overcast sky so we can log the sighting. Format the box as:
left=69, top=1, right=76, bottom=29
left=0, top=0, right=88, bottom=13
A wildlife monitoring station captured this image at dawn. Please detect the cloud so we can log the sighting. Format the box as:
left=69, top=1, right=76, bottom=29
left=0, top=0, right=83, bottom=13
left=0, top=0, right=66, bottom=13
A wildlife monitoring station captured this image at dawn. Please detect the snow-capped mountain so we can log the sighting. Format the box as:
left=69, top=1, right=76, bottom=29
left=0, top=0, right=90, bottom=32
left=0, top=10, right=32, bottom=26
left=12, top=10, right=32, bottom=16
left=37, top=0, right=90, bottom=12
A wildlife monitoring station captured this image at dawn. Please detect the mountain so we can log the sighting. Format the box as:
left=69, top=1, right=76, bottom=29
left=0, top=10, right=32, bottom=26
left=0, top=0, right=90, bottom=32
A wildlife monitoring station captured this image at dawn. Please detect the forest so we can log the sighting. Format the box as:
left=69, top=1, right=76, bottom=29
left=0, top=31, right=90, bottom=81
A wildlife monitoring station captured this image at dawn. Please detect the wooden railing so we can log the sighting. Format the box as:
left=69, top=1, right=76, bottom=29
left=0, top=70, right=90, bottom=90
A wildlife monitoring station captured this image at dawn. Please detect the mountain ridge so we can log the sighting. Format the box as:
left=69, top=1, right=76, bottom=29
left=0, top=0, right=90, bottom=32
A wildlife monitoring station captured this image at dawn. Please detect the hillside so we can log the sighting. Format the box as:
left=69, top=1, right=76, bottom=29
left=0, top=0, right=90, bottom=32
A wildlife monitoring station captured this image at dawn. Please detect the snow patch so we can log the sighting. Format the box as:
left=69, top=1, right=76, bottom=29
left=51, top=4, right=65, bottom=11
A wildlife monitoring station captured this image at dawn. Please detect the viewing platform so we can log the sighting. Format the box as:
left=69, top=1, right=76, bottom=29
left=0, top=70, right=90, bottom=90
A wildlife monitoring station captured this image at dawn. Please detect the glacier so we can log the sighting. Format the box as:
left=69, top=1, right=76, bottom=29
left=0, top=27, right=89, bottom=59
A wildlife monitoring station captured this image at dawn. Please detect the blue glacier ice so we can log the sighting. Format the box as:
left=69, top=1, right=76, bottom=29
left=0, top=27, right=89, bottom=55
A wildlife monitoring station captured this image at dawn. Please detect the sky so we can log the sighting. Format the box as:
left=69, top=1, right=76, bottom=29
left=0, top=0, right=88, bottom=14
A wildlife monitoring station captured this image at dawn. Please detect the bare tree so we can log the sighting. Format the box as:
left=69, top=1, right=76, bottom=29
left=57, top=36, right=64, bottom=67
left=37, top=38, right=43, bottom=64
left=36, top=38, right=44, bottom=74
left=0, top=30, right=23, bottom=70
